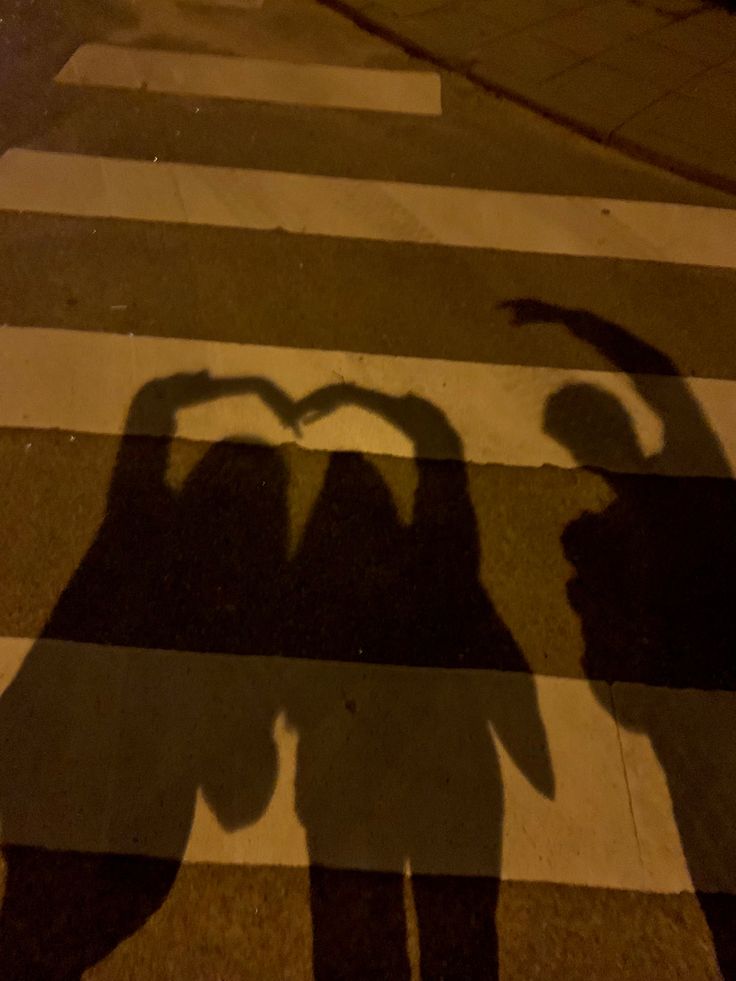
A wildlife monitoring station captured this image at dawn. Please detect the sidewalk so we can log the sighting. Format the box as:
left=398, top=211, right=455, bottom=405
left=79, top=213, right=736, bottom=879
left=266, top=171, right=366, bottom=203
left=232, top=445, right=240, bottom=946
left=320, top=0, right=736, bottom=193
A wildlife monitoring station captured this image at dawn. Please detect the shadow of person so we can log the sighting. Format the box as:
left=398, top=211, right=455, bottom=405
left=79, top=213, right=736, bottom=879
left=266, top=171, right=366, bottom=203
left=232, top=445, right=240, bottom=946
left=286, top=384, right=555, bottom=981
left=0, top=372, right=293, bottom=980
left=502, top=299, right=736, bottom=978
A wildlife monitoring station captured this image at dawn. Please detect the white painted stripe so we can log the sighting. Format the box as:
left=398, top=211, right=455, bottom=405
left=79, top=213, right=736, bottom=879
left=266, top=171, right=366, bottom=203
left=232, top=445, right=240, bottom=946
left=1, top=150, right=735, bottom=269
left=1, top=635, right=728, bottom=894
left=55, top=44, right=442, bottom=115
left=2, top=326, right=735, bottom=479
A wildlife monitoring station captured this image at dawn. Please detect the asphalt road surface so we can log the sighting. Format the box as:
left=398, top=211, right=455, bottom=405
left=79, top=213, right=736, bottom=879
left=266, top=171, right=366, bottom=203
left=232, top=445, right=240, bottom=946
left=1, top=1, right=736, bottom=978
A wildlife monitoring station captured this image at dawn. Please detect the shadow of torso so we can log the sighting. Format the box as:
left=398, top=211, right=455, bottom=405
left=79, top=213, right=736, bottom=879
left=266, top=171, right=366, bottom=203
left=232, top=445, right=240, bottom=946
left=0, top=438, right=285, bottom=979
left=286, top=451, right=513, bottom=874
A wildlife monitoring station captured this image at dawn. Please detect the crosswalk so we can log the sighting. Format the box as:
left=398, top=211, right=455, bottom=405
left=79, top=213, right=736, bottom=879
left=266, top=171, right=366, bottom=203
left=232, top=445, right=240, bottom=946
left=1, top=3, right=736, bottom=978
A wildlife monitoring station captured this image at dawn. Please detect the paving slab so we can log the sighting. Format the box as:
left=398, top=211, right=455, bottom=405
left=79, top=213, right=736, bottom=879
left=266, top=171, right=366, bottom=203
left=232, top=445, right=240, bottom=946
left=616, top=92, right=736, bottom=188
left=319, top=0, right=736, bottom=191
left=531, top=60, right=674, bottom=138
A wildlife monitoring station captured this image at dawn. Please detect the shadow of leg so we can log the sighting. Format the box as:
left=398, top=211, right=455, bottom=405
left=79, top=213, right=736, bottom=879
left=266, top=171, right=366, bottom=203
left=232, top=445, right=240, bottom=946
left=699, top=893, right=736, bottom=981
left=412, top=873, right=499, bottom=981
left=0, top=846, right=180, bottom=981
left=309, top=866, right=411, bottom=981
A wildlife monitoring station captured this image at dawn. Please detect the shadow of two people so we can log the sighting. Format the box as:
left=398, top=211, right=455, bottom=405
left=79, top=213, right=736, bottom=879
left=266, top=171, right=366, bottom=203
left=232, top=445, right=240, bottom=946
left=0, top=372, right=553, bottom=980
left=5, top=300, right=731, bottom=978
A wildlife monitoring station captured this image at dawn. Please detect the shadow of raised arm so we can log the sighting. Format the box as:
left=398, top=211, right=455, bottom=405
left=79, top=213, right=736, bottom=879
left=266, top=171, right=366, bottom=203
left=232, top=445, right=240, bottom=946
left=109, top=372, right=298, bottom=505
left=501, top=299, right=729, bottom=478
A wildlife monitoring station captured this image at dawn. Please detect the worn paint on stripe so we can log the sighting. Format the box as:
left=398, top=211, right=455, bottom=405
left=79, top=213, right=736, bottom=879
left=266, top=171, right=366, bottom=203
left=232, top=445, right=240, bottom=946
left=2, top=326, right=735, bottom=478
left=55, top=45, right=442, bottom=115
left=1, top=150, right=735, bottom=268
left=0, top=636, right=703, bottom=893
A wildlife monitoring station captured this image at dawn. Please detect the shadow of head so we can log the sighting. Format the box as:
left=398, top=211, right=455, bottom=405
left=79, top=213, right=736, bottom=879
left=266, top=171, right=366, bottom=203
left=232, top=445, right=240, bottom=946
left=544, top=383, right=646, bottom=474
left=174, top=436, right=291, bottom=597
left=180, top=436, right=288, bottom=503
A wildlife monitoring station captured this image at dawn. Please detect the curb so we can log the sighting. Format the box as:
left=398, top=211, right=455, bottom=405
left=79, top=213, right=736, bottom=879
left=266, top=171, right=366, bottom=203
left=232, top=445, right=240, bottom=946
left=316, top=0, right=736, bottom=198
